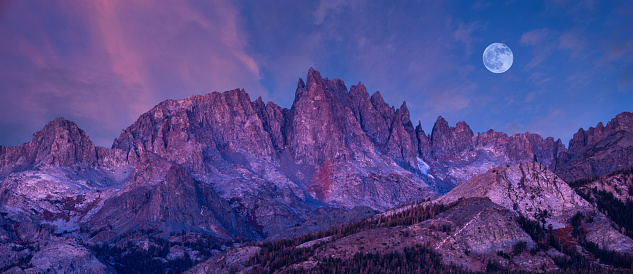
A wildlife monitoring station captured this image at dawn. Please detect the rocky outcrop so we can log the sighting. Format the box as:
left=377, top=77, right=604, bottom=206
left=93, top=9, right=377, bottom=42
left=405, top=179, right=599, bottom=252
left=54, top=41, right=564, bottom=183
left=283, top=69, right=435, bottom=209
left=437, top=162, right=591, bottom=228
left=1, top=68, right=633, bottom=272
left=86, top=164, right=252, bottom=239
left=296, top=197, right=556, bottom=272
left=112, top=89, right=277, bottom=172
left=185, top=246, right=261, bottom=274
left=252, top=97, right=287, bottom=151
left=415, top=122, right=431, bottom=159
left=555, top=112, right=633, bottom=181
left=26, top=238, right=109, bottom=273
left=346, top=83, right=419, bottom=168
left=0, top=118, right=97, bottom=177
left=285, top=68, right=365, bottom=166
left=573, top=167, right=633, bottom=203
left=424, top=198, right=554, bottom=271
left=426, top=119, right=566, bottom=185
left=437, top=162, right=633, bottom=252
left=567, top=112, right=633, bottom=156
left=556, top=131, right=633, bottom=181
left=430, top=117, right=474, bottom=160
left=472, top=130, right=566, bottom=169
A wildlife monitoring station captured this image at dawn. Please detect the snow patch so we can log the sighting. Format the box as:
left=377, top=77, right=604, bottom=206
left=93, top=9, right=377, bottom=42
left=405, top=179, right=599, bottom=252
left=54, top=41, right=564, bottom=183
left=417, top=157, right=430, bottom=175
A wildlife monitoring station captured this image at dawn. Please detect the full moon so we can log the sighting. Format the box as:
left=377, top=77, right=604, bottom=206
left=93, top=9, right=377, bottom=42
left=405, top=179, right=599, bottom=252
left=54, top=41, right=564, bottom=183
left=483, top=43, right=513, bottom=73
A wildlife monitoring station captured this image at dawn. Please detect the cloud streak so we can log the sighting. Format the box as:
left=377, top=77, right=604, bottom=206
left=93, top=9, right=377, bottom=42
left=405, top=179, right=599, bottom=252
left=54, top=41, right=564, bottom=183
left=558, top=30, right=587, bottom=58
left=0, top=1, right=631, bottom=147
left=0, top=0, right=265, bottom=146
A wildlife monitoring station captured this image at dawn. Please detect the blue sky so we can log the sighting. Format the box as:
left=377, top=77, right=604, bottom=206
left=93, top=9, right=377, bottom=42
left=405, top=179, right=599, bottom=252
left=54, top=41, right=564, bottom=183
left=0, top=0, right=632, bottom=147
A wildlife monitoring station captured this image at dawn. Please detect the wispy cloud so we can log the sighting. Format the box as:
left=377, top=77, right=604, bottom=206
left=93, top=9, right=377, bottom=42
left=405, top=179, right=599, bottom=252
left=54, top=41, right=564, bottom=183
left=422, top=83, right=477, bottom=118
left=313, top=0, right=349, bottom=25
left=520, top=28, right=549, bottom=46
left=503, top=109, right=570, bottom=139
left=471, top=1, right=491, bottom=11
left=618, top=63, right=633, bottom=93
left=0, top=0, right=265, bottom=146
left=558, top=30, right=587, bottom=58
left=606, top=39, right=633, bottom=60
left=453, top=22, right=484, bottom=56
left=520, top=28, right=553, bottom=70
left=528, top=72, right=553, bottom=86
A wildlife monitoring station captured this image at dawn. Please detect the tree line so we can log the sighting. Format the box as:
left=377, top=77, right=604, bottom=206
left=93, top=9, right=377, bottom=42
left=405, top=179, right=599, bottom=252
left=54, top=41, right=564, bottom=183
left=245, top=200, right=456, bottom=272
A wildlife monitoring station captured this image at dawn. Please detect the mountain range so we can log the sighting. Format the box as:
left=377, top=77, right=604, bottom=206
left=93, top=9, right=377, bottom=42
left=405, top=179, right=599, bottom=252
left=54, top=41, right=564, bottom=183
left=1, top=68, right=632, bottom=272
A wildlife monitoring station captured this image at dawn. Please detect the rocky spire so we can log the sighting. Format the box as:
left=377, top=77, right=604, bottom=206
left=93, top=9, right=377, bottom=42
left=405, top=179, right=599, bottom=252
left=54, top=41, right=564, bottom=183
left=429, top=117, right=475, bottom=160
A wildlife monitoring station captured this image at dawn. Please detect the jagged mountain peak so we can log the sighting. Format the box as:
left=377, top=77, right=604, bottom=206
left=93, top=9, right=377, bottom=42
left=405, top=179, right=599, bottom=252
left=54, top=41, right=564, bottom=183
left=27, top=117, right=97, bottom=167
left=556, top=111, right=633, bottom=181
left=369, top=91, right=386, bottom=107
left=112, top=88, right=276, bottom=171
left=434, top=115, right=447, bottom=123
left=454, top=120, right=472, bottom=134
left=395, top=101, right=408, bottom=115
left=609, top=111, right=633, bottom=130
left=297, top=77, right=306, bottom=89
left=556, top=130, right=633, bottom=181
left=293, top=69, right=354, bottom=108
left=252, top=96, right=265, bottom=108
left=306, top=67, right=326, bottom=89
left=430, top=116, right=450, bottom=138
left=2, top=68, right=633, bottom=272
left=429, top=116, right=474, bottom=160
left=568, top=111, right=633, bottom=153
left=34, top=117, right=87, bottom=139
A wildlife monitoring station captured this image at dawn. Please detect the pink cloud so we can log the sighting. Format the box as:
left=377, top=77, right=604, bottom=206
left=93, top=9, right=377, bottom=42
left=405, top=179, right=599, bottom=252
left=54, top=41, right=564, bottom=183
left=520, top=28, right=549, bottom=46
left=0, top=1, right=267, bottom=146
left=558, top=30, right=586, bottom=58
left=453, top=22, right=484, bottom=56
left=520, top=28, right=554, bottom=70
left=606, top=39, right=633, bottom=60
left=423, top=83, right=477, bottom=116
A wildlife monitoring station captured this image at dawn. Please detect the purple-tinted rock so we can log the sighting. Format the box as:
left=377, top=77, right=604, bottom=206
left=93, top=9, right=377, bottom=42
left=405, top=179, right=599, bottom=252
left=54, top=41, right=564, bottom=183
left=113, top=89, right=276, bottom=173
left=415, top=122, right=431, bottom=159
left=252, top=97, right=287, bottom=151
left=555, top=112, right=633, bottom=181
left=0, top=118, right=97, bottom=177
left=430, top=116, right=474, bottom=160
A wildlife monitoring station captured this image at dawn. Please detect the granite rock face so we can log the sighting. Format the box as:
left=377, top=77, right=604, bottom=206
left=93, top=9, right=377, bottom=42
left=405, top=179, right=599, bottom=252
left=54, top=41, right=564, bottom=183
left=250, top=197, right=558, bottom=273
left=0, top=118, right=97, bottom=178
left=423, top=198, right=554, bottom=271
left=26, top=238, right=109, bottom=273
left=554, top=112, right=633, bottom=181
left=567, top=112, right=633, bottom=156
left=112, top=88, right=277, bottom=171
left=430, top=117, right=474, bottom=160
left=0, top=69, right=628, bottom=244
left=425, top=118, right=566, bottom=186
left=437, top=162, right=592, bottom=228
left=1, top=68, right=633, bottom=272
left=97, top=68, right=437, bottom=240
left=437, top=162, right=633, bottom=252
left=86, top=164, right=253, bottom=239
